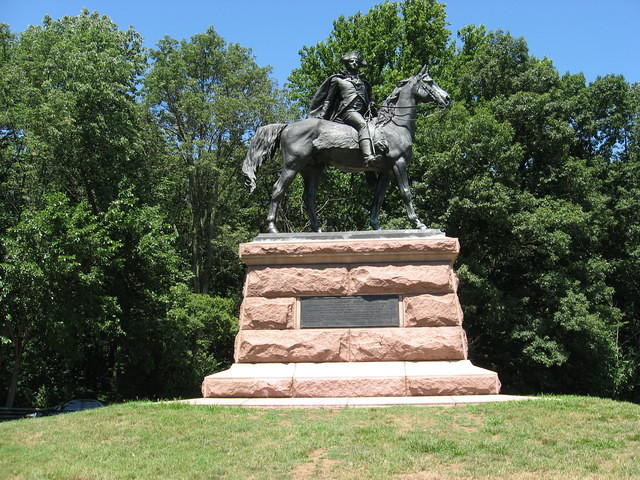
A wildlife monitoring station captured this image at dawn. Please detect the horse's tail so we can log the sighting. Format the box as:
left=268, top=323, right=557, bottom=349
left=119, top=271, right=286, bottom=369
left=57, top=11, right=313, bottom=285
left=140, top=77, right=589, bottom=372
left=242, top=123, right=287, bottom=193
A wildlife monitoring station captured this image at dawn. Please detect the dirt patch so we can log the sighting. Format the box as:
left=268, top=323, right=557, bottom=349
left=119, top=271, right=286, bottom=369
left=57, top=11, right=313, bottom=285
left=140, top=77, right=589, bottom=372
left=381, top=412, right=438, bottom=434
left=451, top=413, right=483, bottom=433
left=290, top=448, right=339, bottom=480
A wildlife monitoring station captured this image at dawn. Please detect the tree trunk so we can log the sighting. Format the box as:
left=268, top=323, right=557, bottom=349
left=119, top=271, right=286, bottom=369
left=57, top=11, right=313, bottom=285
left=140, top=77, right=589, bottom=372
left=5, top=340, right=23, bottom=408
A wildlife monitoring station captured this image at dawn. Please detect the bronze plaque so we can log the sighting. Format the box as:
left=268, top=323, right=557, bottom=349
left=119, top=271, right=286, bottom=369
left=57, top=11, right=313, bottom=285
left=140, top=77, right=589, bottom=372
left=300, top=295, right=399, bottom=328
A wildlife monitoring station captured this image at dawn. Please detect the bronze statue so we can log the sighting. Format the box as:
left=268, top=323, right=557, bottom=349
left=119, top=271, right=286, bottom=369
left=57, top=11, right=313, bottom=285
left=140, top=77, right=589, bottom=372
left=243, top=61, right=450, bottom=234
left=308, top=51, right=377, bottom=166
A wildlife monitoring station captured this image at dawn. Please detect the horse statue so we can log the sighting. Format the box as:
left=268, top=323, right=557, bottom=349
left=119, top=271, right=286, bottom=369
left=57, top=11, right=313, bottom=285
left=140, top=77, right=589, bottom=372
left=242, top=66, right=450, bottom=233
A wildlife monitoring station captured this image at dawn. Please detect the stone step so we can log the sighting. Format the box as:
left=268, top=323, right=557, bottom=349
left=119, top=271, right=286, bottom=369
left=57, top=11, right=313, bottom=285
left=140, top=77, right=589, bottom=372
left=234, top=327, right=468, bottom=363
left=184, top=394, right=531, bottom=408
left=201, top=360, right=500, bottom=398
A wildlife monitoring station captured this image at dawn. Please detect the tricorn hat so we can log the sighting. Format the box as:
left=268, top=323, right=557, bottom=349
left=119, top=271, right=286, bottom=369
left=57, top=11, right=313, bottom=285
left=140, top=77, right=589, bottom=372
left=341, top=51, right=367, bottom=68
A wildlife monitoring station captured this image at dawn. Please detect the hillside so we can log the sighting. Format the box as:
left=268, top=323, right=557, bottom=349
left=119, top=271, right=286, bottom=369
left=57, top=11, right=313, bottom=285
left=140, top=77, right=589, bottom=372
left=1, top=396, right=638, bottom=479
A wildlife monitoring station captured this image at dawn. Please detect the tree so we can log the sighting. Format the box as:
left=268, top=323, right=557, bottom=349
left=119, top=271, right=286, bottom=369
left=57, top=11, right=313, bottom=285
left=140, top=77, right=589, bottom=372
left=161, top=284, right=238, bottom=396
left=5, top=11, right=147, bottom=213
left=0, top=12, right=201, bottom=406
left=143, top=27, right=287, bottom=294
left=0, top=194, right=118, bottom=407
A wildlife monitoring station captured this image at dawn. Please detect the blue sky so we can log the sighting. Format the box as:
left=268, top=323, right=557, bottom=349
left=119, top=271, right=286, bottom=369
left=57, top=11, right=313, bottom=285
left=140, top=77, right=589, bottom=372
left=3, top=0, right=639, bottom=87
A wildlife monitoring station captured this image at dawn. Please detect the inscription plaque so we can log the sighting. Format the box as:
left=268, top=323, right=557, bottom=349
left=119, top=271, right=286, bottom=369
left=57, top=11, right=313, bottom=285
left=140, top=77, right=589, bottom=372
left=300, top=295, right=399, bottom=328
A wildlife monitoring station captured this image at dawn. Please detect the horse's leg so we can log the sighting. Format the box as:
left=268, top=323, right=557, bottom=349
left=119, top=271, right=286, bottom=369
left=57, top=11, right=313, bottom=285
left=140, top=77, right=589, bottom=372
left=369, top=172, right=390, bottom=230
left=266, top=166, right=298, bottom=233
left=392, top=157, right=427, bottom=230
left=301, top=165, right=323, bottom=232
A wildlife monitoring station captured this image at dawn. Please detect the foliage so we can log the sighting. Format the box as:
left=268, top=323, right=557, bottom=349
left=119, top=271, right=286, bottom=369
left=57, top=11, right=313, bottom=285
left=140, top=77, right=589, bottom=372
left=3, top=11, right=147, bottom=213
left=143, top=27, right=287, bottom=294
left=0, top=15, right=249, bottom=407
left=0, top=194, right=119, bottom=407
left=162, top=284, right=238, bottom=396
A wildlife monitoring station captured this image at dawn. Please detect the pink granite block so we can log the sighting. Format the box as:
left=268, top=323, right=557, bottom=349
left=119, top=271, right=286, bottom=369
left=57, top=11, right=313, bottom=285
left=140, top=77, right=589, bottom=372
left=239, top=297, right=296, bottom=330
left=406, top=374, right=501, bottom=396
left=292, top=362, right=407, bottom=397
left=348, top=327, right=467, bottom=362
left=293, top=377, right=406, bottom=398
left=201, top=363, right=296, bottom=398
left=348, top=263, right=456, bottom=295
left=234, top=329, right=350, bottom=363
left=403, top=293, right=463, bottom=327
left=202, top=377, right=294, bottom=398
left=244, top=265, right=349, bottom=297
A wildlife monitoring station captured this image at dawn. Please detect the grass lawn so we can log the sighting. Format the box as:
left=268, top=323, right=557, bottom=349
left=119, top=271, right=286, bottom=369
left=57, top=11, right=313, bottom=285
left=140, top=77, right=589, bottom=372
left=1, top=395, right=639, bottom=479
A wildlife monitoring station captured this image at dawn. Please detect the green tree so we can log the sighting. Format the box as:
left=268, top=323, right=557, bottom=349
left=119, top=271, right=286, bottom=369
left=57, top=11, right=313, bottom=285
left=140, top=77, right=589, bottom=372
left=0, top=12, right=200, bottom=406
left=99, top=189, right=190, bottom=400
left=143, top=27, right=286, bottom=294
left=161, top=284, right=238, bottom=396
left=0, top=194, right=119, bottom=407
left=288, top=0, right=450, bottom=110
left=5, top=11, right=147, bottom=213
left=0, top=23, right=25, bottom=233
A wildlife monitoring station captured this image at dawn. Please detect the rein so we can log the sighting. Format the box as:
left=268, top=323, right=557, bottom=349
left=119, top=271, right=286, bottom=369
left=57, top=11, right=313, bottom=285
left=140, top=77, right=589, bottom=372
left=377, top=104, right=444, bottom=126
left=374, top=77, right=448, bottom=127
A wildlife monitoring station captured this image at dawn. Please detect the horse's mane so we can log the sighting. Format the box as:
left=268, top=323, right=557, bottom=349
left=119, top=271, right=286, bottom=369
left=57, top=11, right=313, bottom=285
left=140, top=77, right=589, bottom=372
left=376, top=78, right=412, bottom=125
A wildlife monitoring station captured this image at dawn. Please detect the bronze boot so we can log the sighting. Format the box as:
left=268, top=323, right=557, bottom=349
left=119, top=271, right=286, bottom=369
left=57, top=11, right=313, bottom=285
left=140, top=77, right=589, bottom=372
left=359, top=137, right=377, bottom=167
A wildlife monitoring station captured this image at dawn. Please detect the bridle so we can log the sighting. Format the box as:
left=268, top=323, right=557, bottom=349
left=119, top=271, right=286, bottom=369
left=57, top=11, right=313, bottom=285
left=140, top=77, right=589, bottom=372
left=377, top=76, right=447, bottom=126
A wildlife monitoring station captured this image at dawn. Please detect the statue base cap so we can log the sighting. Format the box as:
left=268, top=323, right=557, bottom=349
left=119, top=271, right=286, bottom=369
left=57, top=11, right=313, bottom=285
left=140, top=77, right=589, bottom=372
left=253, top=229, right=445, bottom=243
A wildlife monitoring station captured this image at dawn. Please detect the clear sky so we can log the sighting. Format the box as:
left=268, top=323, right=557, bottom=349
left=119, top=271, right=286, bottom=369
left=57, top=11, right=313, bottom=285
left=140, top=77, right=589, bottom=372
left=3, top=0, right=639, bottom=87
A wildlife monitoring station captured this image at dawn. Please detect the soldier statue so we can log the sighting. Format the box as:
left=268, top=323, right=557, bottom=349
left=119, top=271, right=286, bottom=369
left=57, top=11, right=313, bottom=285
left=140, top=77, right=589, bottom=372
left=308, top=51, right=378, bottom=166
left=243, top=53, right=451, bottom=233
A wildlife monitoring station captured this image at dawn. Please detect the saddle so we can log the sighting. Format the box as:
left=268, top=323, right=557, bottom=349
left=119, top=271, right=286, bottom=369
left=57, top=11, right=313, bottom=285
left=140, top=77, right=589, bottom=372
left=312, top=119, right=389, bottom=155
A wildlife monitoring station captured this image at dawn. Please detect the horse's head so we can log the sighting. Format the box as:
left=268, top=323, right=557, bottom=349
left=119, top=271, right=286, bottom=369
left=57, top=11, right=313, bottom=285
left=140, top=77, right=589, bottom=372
left=413, top=65, right=450, bottom=108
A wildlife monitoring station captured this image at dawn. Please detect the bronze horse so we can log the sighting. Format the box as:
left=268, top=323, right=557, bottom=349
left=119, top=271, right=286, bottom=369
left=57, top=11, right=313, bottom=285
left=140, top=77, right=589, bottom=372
left=242, top=66, right=450, bottom=233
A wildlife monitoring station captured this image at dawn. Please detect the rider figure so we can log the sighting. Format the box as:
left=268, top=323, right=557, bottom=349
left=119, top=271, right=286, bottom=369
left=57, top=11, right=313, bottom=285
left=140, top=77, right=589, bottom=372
left=308, top=51, right=377, bottom=166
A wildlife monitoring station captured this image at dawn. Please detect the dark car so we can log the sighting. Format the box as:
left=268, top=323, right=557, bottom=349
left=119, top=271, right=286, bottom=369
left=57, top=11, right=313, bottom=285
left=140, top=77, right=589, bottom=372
left=25, top=399, right=105, bottom=417
left=52, top=399, right=104, bottom=414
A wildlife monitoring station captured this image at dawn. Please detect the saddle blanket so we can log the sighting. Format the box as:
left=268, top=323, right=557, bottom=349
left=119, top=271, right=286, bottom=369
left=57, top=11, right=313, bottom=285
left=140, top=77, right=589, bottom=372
left=312, top=119, right=388, bottom=153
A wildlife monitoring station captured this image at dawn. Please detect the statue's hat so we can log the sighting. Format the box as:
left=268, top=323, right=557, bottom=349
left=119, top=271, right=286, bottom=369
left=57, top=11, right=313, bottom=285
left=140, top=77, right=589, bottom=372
left=341, top=51, right=367, bottom=67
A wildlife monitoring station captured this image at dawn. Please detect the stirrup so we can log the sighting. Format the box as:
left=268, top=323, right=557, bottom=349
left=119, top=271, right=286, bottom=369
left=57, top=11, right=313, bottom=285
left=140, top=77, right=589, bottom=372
left=363, top=155, right=378, bottom=167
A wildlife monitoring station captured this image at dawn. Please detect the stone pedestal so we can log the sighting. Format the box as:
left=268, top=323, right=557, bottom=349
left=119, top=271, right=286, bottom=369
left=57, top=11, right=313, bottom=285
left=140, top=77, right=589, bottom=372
left=202, top=231, right=500, bottom=398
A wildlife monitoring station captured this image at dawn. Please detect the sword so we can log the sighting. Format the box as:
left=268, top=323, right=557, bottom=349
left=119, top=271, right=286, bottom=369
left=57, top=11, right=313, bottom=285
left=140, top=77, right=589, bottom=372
left=365, top=103, right=376, bottom=156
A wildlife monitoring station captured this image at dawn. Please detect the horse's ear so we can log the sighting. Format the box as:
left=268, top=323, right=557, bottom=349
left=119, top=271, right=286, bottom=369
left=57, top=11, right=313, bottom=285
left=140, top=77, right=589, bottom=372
left=419, top=65, right=428, bottom=75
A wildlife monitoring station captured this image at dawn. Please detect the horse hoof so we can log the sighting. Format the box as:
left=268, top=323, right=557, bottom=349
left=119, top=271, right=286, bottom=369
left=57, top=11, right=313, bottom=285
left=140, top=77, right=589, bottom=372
left=267, top=223, right=279, bottom=234
left=416, top=222, right=427, bottom=231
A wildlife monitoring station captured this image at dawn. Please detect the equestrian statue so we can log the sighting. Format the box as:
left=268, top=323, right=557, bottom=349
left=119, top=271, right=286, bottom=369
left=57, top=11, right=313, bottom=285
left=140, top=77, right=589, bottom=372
left=242, top=51, right=450, bottom=233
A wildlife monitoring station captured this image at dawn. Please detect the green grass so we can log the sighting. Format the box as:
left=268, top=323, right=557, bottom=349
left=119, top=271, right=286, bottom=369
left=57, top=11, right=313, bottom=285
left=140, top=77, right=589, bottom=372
left=1, top=396, right=638, bottom=479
